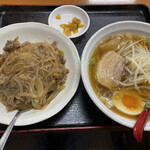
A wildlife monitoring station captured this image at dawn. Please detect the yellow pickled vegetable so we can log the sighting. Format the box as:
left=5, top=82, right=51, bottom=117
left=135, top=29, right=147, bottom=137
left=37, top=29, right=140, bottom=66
left=56, top=14, right=61, bottom=20
left=60, top=17, right=84, bottom=36
left=64, top=27, right=71, bottom=36
left=78, top=24, right=84, bottom=28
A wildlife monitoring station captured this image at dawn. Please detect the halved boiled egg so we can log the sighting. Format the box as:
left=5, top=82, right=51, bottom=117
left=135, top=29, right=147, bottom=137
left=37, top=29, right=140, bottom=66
left=112, top=90, right=144, bottom=115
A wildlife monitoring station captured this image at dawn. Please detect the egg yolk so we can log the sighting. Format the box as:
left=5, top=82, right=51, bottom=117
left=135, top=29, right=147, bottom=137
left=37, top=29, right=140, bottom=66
left=122, top=93, right=139, bottom=109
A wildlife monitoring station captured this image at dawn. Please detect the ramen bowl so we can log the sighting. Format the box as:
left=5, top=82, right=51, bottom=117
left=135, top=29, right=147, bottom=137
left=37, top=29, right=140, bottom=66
left=81, top=21, right=150, bottom=130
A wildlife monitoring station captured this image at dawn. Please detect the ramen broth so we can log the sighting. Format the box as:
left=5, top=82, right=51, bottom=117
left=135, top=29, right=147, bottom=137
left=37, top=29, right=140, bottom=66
left=89, top=33, right=150, bottom=120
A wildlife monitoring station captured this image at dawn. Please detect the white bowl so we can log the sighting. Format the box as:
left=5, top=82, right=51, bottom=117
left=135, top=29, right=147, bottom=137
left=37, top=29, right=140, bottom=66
left=81, top=21, right=150, bottom=131
left=0, top=22, right=80, bottom=126
left=48, top=5, right=90, bottom=38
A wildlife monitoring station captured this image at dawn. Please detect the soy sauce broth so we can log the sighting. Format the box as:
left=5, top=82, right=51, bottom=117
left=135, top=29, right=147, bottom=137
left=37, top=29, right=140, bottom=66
left=88, top=33, right=150, bottom=120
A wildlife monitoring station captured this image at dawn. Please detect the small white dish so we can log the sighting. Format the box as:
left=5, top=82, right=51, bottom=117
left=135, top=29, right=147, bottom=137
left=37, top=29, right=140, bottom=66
left=0, top=22, right=80, bottom=126
left=48, top=5, right=90, bottom=38
left=81, top=21, right=150, bottom=131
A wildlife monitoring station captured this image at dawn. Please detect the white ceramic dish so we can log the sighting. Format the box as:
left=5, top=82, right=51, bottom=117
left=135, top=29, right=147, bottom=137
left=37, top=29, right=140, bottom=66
left=0, top=22, right=80, bottom=126
left=48, top=5, right=90, bottom=38
left=81, top=21, right=150, bottom=131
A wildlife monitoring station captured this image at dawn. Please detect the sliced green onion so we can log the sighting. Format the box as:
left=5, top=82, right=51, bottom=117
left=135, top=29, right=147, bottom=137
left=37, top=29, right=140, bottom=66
left=89, top=58, right=95, bottom=66
left=144, top=105, right=148, bottom=112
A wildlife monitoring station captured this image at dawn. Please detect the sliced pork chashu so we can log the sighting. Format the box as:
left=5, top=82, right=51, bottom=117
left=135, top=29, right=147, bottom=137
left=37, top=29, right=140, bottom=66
left=96, top=51, right=125, bottom=91
left=100, top=37, right=121, bottom=52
